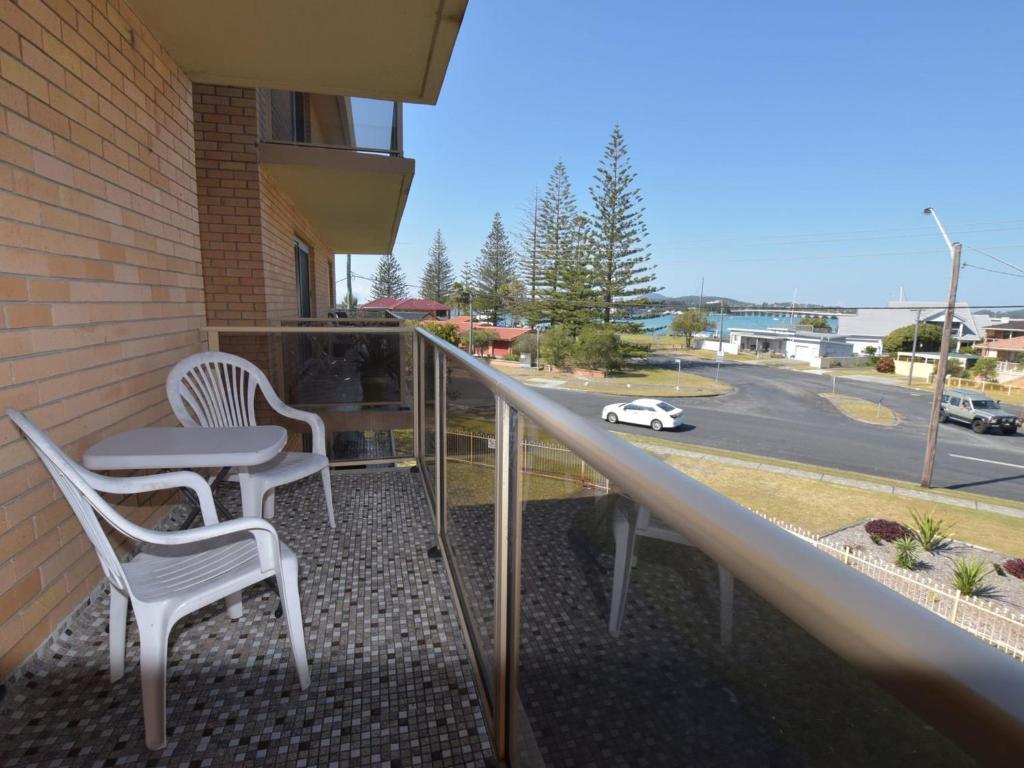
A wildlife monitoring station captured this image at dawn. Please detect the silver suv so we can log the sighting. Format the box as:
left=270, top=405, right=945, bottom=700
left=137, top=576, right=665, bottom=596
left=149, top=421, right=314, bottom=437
left=940, top=388, right=1019, bottom=435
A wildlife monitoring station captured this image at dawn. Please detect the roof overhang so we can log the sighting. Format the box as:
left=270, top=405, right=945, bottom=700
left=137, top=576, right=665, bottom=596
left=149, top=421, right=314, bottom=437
left=127, top=0, right=468, bottom=103
left=259, top=142, right=414, bottom=254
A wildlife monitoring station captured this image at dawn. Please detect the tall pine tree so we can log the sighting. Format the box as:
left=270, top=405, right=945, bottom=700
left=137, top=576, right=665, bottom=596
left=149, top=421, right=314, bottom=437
left=420, top=230, right=455, bottom=303
left=554, top=214, right=601, bottom=332
left=517, top=189, right=545, bottom=326
left=539, top=162, right=577, bottom=314
left=589, top=126, right=659, bottom=321
left=473, top=212, right=520, bottom=325
left=370, top=253, right=408, bottom=299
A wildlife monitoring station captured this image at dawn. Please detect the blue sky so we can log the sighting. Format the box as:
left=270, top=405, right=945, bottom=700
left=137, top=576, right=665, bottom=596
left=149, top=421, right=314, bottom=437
left=340, top=1, right=1024, bottom=309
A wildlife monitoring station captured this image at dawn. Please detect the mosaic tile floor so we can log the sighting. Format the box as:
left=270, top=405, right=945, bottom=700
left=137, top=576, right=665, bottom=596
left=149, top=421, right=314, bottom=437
left=0, top=470, right=492, bottom=767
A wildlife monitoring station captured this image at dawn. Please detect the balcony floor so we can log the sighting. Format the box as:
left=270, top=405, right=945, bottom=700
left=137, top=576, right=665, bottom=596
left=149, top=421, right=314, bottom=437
left=0, top=469, right=491, bottom=767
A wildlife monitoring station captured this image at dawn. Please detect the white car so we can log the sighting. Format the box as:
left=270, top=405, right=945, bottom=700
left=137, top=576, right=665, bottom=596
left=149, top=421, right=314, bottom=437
left=601, top=399, right=685, bottom=431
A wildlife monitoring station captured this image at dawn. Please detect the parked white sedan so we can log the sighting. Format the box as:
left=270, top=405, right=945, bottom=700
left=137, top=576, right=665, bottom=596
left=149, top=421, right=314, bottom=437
left=601, top=399, right=685, bottom=431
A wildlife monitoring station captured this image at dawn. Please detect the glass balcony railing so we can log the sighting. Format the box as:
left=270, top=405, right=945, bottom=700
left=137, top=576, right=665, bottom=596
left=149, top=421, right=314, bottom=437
left=411, top=327, right=1024, bottom=765
left=257, top=89, right=402, bottom=156
left=203, top=321, right=1024, bottom=764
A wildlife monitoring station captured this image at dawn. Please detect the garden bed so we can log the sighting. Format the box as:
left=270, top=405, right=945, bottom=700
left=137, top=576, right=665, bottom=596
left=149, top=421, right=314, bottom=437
left=822, top=522, right=1024, bottom=613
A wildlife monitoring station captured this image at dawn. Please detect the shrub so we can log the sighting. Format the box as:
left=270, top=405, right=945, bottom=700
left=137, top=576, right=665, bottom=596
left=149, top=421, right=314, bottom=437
left=540, top=326, right=574, bottom=367
left=883, top=323, right=943, bottom=354
left=1004, top=558, right=1024, bottom=580
left=421, top=321, right=460, bottom=345
left=869, top=533, right=882, bottom=545
left=461, top=328, right=498, bottom=356
left=573, top=325, right=624, bottom=372
left=894, top=536, right=920, bottom=570
left=972, top=356, right=999, bottom=383
left=864, top=345, right=879, bottom=364
left=945, top=359, right=965, bottom=379
left=875, top=356, right=895, bottom=373
left=910, top=511, right=951, bottom=552
left=864, top=519, right=912, bottom=543
left=511, top=332, right=538, bottom=358
left=993, top=562, right=1006, bottom=577
left=951, top=557, right=989, bottom=596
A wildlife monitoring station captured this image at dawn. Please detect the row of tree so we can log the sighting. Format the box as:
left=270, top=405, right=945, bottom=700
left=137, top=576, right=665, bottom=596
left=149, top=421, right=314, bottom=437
left=371, top=126, right=659, bottom=329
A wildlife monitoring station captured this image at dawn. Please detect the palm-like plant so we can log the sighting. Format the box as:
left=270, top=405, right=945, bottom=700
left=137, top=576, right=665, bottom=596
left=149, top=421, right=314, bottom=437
left=951, top=558, right=989, bottom=596
left=894, top=536, right=920, bottom=570
left=911, top=511, right=951, bottom=552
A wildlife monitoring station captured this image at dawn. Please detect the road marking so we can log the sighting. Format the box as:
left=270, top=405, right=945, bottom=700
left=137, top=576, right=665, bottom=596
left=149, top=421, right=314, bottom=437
left=949, top=453, right=1024, bottom=470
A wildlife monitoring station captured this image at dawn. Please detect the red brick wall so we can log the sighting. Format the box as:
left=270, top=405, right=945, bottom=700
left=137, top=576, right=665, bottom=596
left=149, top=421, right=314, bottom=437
left=0, top=0, right=203, bottom=676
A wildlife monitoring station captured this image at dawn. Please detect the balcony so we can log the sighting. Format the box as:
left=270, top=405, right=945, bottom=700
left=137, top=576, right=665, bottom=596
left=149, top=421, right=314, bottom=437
left=2, top=324, right=1023, bottom=763
left=257, top=91, right=414, bottom=254
left=126, top=0, right=468, bottom=103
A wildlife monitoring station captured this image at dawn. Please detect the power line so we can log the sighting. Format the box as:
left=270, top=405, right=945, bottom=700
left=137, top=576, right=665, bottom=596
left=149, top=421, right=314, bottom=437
left=963, top=263, right=1024, bottom=279
left=966, top=245, right=1024, bottom=275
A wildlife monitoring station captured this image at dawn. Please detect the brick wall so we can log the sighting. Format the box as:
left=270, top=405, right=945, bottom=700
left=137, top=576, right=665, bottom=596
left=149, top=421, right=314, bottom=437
left=0, top=0, right=203, bottom=677
left=259, top=168, right=332, bottom=321
left=193, top=84, right=264, bottom=325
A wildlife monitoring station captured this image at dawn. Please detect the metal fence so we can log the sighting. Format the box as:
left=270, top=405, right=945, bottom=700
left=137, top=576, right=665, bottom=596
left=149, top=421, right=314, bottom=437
left=757, top=513, right=1024, bottom=661
left=447, top=429, right=609, bottom=491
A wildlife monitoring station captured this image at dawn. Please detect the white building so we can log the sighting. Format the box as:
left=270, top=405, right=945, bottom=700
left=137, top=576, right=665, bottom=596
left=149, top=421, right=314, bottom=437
left=837, top=301, right=992, bottom=355
left=711, top=327, right=855, bottom=363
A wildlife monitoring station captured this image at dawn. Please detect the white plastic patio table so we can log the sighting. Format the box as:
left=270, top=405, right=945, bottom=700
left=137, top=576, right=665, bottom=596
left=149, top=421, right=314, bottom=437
left=82, top=425, right=287, bottom=520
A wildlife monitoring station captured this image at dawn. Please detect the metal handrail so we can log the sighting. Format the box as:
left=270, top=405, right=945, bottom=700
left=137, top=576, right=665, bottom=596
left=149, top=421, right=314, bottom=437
left=415, top=327, right=1024, bottom=758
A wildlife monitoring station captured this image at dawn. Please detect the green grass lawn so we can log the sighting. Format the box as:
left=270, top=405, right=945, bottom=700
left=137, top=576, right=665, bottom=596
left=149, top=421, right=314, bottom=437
left=622, top=433, right=1024, bottom=556
left=820, top=392, right=899, bottom=426
left=499, top=362, right=732, bottom=398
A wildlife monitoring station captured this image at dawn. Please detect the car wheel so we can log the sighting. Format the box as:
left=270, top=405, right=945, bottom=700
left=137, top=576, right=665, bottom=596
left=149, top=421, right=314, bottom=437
left=938, top=409, right=948, bottom=423
left=651, top=419, right=663, bottom=431
left=606, top=413, right=618, bottom=424
left=971, top=419, right=988, bottom=434
left=1002, top=426, right=1018, bottom=436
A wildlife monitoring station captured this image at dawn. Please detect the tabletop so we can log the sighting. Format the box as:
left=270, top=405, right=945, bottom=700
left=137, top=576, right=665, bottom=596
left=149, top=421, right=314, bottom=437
left=82, top=426, right=287, bottom=471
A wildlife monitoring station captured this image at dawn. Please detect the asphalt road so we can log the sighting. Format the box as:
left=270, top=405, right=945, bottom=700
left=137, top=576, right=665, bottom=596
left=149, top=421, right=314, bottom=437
left=532, top=357, right=1024, bottom=504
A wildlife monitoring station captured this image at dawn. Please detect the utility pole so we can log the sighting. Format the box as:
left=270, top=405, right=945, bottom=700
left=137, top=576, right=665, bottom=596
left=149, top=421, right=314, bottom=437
left=468, top=293, right=474, bottom=356
left=921, top=242, right=962, bottom=488
left=535, top=325, right=541, bottom=368
left=346, top=254, right=354, bottom=313
left=698, top=277, right=704, bottom=312
left=906, top=308, right=922, bottom=385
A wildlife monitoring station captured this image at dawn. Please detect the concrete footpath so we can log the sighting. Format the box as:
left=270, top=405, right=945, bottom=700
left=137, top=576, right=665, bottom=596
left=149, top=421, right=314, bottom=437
left=633, top=439, right=1024, bottom=520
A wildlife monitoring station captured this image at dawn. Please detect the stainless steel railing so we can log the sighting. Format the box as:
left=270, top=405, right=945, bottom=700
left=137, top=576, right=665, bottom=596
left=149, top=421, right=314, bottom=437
left=413, top=326, right=1024, bottom=763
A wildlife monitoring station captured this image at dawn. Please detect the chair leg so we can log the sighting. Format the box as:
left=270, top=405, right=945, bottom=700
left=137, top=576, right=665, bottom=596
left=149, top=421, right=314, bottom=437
left=608, top=499, right=638, bottom=637
left=278, top=558, right=310, bottom=689
left=136, top=608, right=170, bottom=750
left=320, top=467, right=335, bottom=528
left=262, top=488, right=276, bottom=520
left=109, top=588, right=129, bottom=683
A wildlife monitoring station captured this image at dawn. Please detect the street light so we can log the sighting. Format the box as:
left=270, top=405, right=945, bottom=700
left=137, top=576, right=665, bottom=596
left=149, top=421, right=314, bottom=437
left=920, top=207, right=962, bottom=489
left=706, top=300, right=727, bottom=381
left=675, top=358, right=682, bottom=390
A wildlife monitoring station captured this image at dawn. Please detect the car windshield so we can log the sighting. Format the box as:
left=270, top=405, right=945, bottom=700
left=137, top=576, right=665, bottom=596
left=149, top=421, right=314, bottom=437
left=655, top=402, right=675, bottom=412
left=970, top=399, right=998, bottom=410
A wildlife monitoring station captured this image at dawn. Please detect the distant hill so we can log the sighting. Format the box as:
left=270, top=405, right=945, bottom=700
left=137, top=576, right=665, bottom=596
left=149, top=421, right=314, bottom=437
left=645, top=293, right=836, bottom=310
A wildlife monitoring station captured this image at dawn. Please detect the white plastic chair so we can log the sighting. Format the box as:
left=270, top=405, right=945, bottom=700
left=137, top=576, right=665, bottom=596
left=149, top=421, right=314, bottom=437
left=5, top=408, right=310, bottom=751
left=166, top=351, right=335, bottom=528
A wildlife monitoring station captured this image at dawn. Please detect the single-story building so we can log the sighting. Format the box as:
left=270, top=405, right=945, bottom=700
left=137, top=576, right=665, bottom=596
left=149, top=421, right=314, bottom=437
left=450, top=317, right=532, bottom=357
left=360, top=297, right=452, bottom=320
left=894, top=351, right=978, bottom=380
left=838, top=301, right=991, bottom=355
left=725, top=328, right=855, bottom=362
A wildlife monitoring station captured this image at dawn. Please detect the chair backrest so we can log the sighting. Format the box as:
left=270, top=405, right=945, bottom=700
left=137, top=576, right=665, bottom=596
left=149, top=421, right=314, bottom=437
left=167, top=351, right=272, bottom=429
left=5, top=409, right=131, bottom=594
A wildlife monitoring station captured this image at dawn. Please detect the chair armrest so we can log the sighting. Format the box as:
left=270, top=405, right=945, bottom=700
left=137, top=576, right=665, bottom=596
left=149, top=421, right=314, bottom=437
left=84, top=468, right=220, bottom=527
left=265, top=398, right=327, bottom=457
left=118, top=516, right=283, bottom=573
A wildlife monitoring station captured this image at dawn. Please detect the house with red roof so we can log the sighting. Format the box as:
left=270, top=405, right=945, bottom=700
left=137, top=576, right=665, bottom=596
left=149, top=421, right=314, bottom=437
left=449, top=316, right=532, bottom=357
left=359, top=297, right=451, bottom=320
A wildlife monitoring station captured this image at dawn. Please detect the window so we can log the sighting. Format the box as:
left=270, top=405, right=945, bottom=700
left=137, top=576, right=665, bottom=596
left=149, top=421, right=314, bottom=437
left=294, top=238, right=311, bottom=317
left=949, top=397, right=961, bottom=407
left=655, top=402, right=675, bottom=412
left=972, top=399, right=997, bottom=410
